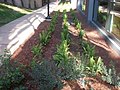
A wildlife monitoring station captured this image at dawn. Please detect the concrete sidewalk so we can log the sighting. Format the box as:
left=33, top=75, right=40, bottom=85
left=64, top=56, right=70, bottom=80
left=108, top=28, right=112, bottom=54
left=0, top=2, right=59, bottom=55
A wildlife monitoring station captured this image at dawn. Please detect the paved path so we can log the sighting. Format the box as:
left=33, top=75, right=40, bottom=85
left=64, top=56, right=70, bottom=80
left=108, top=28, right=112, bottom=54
left=0, top=2, right=59, bottom=55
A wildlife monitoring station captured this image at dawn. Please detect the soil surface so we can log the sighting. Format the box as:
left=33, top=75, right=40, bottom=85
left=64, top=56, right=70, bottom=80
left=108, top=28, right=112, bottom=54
left=12, top=10, right=120, bottom=90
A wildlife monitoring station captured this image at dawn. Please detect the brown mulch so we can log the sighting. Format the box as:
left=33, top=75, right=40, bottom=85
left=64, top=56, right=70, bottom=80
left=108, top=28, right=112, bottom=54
left=11, top=10, right=120, bottom=90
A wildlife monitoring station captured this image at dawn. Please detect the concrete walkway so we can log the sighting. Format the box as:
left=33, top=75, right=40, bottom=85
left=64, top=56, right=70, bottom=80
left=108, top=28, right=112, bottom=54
left=0, top=2, right=59, bottom=55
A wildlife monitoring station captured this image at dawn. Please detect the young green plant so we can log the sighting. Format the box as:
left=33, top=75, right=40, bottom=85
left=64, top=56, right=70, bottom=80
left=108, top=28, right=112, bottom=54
left=31, top=44, right=43, bottom=58
left=53, top=40, right=70, bottom=66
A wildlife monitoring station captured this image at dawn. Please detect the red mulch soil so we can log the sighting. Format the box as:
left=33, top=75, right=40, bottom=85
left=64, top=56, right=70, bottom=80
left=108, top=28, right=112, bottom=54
left=11, top=10, right=120, bottom=90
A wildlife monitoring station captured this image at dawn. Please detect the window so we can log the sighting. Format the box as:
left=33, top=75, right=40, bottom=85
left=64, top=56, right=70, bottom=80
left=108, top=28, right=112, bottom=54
left=92, top=0, right=120, bottom=40
left=82, top=0, right=86, bottom=12
left=92, top=0, right=109, bottom=27
left=110, top=1, right=120, bottom=39
left=97, top=0, right=108, bottom=27
left=78, top=0, right=87, bottom=14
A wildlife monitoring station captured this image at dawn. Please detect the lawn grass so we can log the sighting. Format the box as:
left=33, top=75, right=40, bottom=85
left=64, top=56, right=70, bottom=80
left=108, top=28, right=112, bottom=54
left=0, top=3, right=33, bottom=26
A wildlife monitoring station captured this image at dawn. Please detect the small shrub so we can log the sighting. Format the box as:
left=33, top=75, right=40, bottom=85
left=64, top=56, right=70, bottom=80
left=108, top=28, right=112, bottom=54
left=0, top=49, right=11, bottom=66
left=0, top=50, right=24, bottom=89
left=58, top=57, right=80, bottom=80
left=28, top=60, right=63, bottom=90
left=0, top=68, right=24, bottom=89
left=102, top=61, right=120, bottom=86
left=58, top=53, right=87, bottom=80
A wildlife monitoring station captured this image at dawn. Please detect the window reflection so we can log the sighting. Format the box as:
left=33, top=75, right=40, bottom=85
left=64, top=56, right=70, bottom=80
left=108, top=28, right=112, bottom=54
left=94, top=0, right=120, bottom=40
left=111, top=1, right=120, bottom=39
left=82, top=0, right=86, bottom=12
left=97, top=0, right=108, bottom=27
left=78, top=0, right=86, bottom=14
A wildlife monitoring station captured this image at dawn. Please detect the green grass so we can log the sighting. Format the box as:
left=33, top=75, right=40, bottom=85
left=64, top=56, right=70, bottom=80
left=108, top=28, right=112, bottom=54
left=0, top=3, right=33, bottom=26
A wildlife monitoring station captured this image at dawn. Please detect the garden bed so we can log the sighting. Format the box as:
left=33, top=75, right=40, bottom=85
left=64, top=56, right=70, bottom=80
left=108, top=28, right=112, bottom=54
left=1, top=9, right=120, bottom=90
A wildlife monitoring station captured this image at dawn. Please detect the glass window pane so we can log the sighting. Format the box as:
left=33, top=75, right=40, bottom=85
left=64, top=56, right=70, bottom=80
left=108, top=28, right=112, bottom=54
left=97, top=0, right=108, bottom=27
left=112, top=15, right=120, bottom=39
left=82, top=0, right=86, bottom=12
left=111, top=1, right=120, bottom=40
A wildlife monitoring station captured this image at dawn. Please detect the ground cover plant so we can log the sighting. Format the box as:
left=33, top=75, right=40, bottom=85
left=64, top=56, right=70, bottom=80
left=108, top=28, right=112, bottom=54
left=0, top=50, right=25, bottom=90
left=1, top=3, right=120, bottom=89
